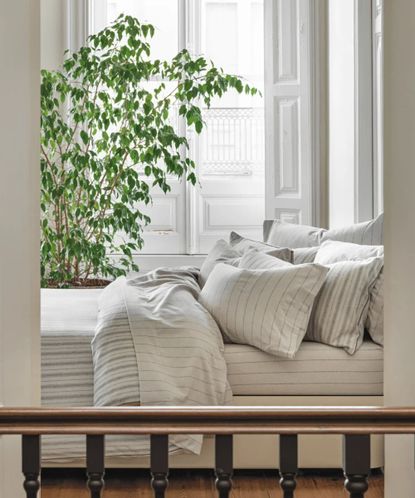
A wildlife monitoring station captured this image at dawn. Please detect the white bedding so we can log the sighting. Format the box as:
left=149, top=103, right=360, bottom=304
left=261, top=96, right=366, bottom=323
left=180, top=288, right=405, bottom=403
left=42, top=288, right=383, bottom=402
left=41, top=285, right=383, bottom=462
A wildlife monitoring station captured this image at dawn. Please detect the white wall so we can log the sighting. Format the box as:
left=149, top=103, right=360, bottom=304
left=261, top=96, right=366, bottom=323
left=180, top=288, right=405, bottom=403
left=383, top=0, right=415, bottom=495
left=0, top=0, right=41, bottom=496
left=328, top=0, right=374, bottom=229
left=41, top=0, right=65, bottom=69
left=328, top=0, right=355, bottom=228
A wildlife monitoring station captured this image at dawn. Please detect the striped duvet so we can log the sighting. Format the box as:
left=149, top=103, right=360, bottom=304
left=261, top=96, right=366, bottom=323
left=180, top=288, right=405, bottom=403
left=91, top=267, right=231, bottom=455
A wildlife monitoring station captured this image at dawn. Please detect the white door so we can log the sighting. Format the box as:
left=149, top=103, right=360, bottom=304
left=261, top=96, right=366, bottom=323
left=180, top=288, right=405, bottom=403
left=264, top=0, right=314, bottom=225
left=92, top=0, right=266, bottom=254
left=188, top=0, right=265, bottom=252
left=0, top=1, right=41, bottom=496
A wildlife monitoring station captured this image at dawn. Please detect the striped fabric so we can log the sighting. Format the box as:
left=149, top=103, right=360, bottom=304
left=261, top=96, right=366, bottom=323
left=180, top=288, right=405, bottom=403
left=93, top=281, right=140, bottom=406
left=239, top=248, right=291, bottom=270
left=41, top=288, right=158, bottom=462
left=199, top=263, right=328, bottom=359
left=41, top=288, right=102, bottom=407
left=229, top=231, right=293, bottom=263
left=293, top=246, right=319, bottom=264
left=263, top=213, right=383, bottom=248
left=199, top=239, right=241, bottom=287
left=265, top=221, right=326, bottom=248
left=315, top=240, right=384, bottom=346
left=306, top=257, right=384, bottom=354
left=321, top=213, right=384, bottom=246
left=40, top=288, right=383, bottom=462
left=225, top=341, right=383, bottom=396
left=41, top=337, right=383, bottom=462
left=92, top=269, right=231, bottom=455
left=367, top=271, right=384, bottom=346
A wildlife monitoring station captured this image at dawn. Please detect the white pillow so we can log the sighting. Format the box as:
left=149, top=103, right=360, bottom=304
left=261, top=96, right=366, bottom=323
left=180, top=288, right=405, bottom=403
left=315, top=240, right=384, bottom=346
left=306, top=257, right=384, bottom=354
left=321, top=213, right=383, bottom=246
left=229, top=231, right=293, bottom=263
left=199, top=240, right=240, bottom=288
left=239, top=248, right=291, bottom=270
left=199, top=263, right=328, bottom=358
left=315, top=240, right=384, bottom=264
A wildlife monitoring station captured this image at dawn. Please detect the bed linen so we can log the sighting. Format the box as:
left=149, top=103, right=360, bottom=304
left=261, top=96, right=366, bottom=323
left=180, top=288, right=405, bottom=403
left=41, top=288, right=384, bottom=402
left=92, top=267, right=231, bottom=456
left=41, top=286, right=383, bottom=462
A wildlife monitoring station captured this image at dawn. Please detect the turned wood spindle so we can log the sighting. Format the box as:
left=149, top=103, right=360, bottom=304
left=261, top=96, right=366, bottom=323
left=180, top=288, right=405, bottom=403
left=151, top=434, right=169, bottom=498
left=279, top=434, right=298, bottom=498
left=343, top=434, right=370, bottom=498
left=86, top=435, right=105, bottom=498
left=215, top=434, right=233, bottom=498
left=22, top=435, right=41, bottom=498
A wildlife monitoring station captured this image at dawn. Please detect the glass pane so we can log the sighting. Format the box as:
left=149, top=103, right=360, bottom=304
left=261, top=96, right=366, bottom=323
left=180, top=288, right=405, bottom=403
left=100, top=0, right=179, bottom=61
left=198, top=0, right=264, bottom=175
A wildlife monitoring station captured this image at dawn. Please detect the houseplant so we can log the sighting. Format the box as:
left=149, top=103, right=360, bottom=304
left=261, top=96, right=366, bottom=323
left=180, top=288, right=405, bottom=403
left=40, top=14, right=258, bottom=287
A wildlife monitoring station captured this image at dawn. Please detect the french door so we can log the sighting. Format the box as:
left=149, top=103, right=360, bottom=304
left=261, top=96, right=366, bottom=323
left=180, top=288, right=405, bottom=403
left=91, top=0, right=266, bottom=254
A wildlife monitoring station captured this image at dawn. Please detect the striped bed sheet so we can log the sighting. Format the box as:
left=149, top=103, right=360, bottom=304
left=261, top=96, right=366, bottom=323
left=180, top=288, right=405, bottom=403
left=41, top=288, right=383, bottom=461
left=41, top=288, right=383, bottom=405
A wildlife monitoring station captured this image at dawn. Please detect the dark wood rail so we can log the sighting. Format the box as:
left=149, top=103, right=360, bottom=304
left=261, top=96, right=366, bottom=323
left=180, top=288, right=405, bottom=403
left=5, top=406, right=415, bottom=498
left=1, top=405, right=415, bottom=435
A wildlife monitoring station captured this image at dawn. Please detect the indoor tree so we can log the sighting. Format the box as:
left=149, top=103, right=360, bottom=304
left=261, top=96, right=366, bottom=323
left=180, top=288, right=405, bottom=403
left=41, top=14, right=258, bottom=287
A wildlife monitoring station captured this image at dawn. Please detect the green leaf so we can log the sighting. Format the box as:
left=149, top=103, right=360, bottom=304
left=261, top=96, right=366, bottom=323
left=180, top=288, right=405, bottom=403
left=40, top=15, right=259, bottom=287
left=80, top=130, right=88, bottom=145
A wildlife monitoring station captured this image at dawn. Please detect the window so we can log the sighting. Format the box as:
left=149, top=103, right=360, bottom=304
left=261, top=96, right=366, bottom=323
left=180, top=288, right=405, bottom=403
left=90, top=0, right=265, bottom=254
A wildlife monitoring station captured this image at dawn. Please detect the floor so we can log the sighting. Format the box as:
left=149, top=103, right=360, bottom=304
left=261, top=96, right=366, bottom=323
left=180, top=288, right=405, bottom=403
left=42, top=469, right=384, bottom=497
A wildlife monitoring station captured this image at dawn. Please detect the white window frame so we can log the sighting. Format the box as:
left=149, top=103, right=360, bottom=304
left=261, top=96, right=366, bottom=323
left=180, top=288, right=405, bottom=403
left=69, top=0, right=327, bottom=267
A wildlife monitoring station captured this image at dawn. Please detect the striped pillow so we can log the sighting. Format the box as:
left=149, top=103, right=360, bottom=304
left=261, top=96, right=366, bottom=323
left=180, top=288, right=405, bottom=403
left=229, top=231, right=293, bottom=263
left=315, top=240, right=384, bottom=346
left=199, top=263, right=328, bottom=358
left=239, top=248, right=291, bottom=270
left=293, top=247, right=319, bottom=264
left=321, top=213, right=383, bottom=246
left=306, top=257, right=384, bottom=354
left=199, top=240, right=241, bottom=288
left=265, top=221, right=326, bottom=248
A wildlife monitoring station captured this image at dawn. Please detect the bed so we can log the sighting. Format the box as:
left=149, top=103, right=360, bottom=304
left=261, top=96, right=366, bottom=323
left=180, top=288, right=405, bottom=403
left=41, top=288, right=384, bottom=468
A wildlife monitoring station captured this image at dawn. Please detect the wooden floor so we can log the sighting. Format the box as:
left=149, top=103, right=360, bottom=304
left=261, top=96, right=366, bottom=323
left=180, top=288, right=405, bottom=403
left=42, top=469, right=384, bottom=497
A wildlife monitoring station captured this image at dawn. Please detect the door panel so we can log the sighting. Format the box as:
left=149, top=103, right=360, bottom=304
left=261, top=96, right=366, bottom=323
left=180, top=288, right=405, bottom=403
left=264, top=0, right=314, bottom=224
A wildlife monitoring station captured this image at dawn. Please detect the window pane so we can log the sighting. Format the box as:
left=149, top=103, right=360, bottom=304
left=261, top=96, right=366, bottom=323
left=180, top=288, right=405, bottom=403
left=205, top=3, right=238, bottom=74
left=97, top=0, right=179, bottom=61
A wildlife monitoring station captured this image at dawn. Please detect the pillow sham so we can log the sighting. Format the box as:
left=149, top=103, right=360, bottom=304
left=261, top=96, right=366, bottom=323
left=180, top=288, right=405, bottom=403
left=199, top=262, right=328, bottom=358
left=229, top=231, right=293, bottom=263
left=315, top=240, right=384, bottom=264
left=305, top=257, right=384, bottom=354
left=293, top=246, right=319, bottom=264
left=239, top=248, right=291, bottom=270
left=265, top=221, right=326, bottom=248
left=315, top=240, right=384, bottom=346
left=321, top=213, right=383, bottom=246
left=199, top=239, right=240, bottom=288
